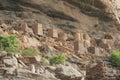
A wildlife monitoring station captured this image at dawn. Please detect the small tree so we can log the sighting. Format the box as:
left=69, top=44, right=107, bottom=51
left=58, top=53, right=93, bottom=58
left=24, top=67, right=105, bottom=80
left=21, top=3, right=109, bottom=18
left=110, top=51, right=120, bottom=67
left=50, top=54, right=67, bottom=65
left=0, top=35, right=19, bottom=52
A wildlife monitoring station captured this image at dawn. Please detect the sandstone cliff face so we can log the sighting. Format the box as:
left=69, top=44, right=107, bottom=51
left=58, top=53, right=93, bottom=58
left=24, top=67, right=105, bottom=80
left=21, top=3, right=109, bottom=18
left=0, top=1, right=120, bottom=80
left=0, top=0, right=119, bottom=36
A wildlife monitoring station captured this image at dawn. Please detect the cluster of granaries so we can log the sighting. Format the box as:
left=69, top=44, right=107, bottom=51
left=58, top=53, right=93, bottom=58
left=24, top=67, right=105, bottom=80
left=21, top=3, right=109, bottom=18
left=20, top=22, right=116, bottom=56
left=0, top=21, right=119, bottom=56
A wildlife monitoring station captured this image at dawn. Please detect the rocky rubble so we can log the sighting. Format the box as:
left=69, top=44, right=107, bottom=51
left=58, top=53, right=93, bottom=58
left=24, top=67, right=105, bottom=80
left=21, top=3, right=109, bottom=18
left=0, top=51, right=86, bottom=80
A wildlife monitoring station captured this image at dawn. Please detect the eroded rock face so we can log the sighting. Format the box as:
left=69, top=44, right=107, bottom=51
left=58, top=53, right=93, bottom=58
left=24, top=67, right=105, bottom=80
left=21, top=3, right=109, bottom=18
left=0, top=0, right=114, bottom=34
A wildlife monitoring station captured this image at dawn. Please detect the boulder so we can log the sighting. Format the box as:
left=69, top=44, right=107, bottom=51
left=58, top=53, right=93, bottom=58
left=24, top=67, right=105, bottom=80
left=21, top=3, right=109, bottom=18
left=40, top=70, right=58, bottom=80
left=55, top=65, right=82, bottom=80
left=0, top=51, right=7, bottom=58
left=46, top=66, right=56, bottom=72
left=3, top=57, right=18, bottom=67
left=17, top=68, right=58, bottom=80
left=30, top=64, right=35, bottom=73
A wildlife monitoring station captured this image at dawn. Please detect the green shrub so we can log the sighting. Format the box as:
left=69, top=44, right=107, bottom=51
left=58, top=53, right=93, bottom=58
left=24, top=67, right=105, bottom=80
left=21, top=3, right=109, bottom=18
left=110, top=51, right=120, bottom=67
left=0, top=35, right=19, bottom=52
left=50, top=54, right=67, bottom=65
left=38, top=55, right=49, bottom=65
left=22, top=49, right=38, bottom=56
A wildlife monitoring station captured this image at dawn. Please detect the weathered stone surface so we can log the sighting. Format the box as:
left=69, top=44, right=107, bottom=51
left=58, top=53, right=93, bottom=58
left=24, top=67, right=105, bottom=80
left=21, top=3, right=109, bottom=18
left=0, top=76, right=8, bottom=80
left=48, top=28, right=58, bottom=38
left=3, top=67, right=17, bottom=76
left=36, top=66, right=45, bottom=74
left=55, top=65, right=82, bottom=80
left=40, top=70, right=57, bottom=80
left=17, top=68, right=58, bottom=80
left=33, top=23, right=43, bottom=36
left=30, top=64, right=35, bottom=73
left=81, top=71, right=86, bottom=80
left=3, top=57, right=18, bottom=67
left=46, top=66, right=56, bottom=72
